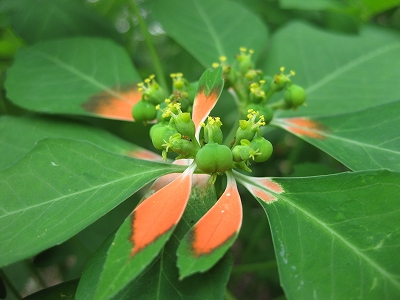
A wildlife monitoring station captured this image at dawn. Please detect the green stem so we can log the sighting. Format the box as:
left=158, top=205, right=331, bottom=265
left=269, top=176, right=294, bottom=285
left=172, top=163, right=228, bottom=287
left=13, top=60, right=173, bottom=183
left=0, top=269, right=22, bottom=300
left=129, top=0, right=168, bottom=92
left=267, top=98, right=287, bottom=110
left=231, top=260, right=278, bottom=274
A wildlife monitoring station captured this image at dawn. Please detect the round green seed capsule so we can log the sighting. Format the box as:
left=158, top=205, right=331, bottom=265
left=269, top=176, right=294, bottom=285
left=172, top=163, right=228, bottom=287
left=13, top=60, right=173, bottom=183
left=195, top=143, right=233, bottom=174
left=132, top=100, right=157, bottom=123
left=250, top=137, right=273, bottom=162
left=284, top=85, right=306, bottom=108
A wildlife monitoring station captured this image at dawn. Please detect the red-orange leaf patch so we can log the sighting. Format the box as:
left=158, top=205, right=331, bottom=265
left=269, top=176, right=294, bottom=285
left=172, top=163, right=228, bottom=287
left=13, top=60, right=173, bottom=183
left=192, top=175, right=242, bottom=256
left=82, top=86, right=142, bottom=121
left=130, top=165, right=194, bottom=256
left=278, top=117, right=327, bottom=139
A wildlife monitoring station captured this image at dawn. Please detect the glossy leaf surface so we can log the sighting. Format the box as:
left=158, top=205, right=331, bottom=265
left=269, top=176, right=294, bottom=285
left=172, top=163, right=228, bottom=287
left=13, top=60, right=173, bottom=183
left=273, top=100, right=400, bottom=172
left=152, top=0, right=268, bottom=67
left=264, top=22, right=400, bottom=117
left=77, top=175, right=232, bottom=300
left=0, top=115, right=158, bottom=170
left=0, top=139, right=184, bottom=267
left=240, top=170, right=400, bottom=299
left=5, top=37, right=141, bottom=120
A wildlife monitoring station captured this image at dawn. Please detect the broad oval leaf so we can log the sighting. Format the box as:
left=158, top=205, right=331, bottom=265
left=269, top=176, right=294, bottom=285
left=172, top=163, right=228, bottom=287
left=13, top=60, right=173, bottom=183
left=263, top=22, right=400, bottom=117
left=0, top=138, right=184, bottom=267
left=0, top=115, right=159, bottom=170
left=272, top=100, right=400, bottom=172
left=152, top=0, right=268, bottom=67
left=5, top=37, right=142, bottom=120
left=239, top=170, right=400, bottom=300
left=8, top=0, right=121, bottom=44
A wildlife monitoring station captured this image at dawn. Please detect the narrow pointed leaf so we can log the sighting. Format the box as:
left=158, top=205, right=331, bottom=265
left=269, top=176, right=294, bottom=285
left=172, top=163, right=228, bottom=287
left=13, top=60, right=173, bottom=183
left=192, top=66, right=224, bottom=138
left=0, top=138, right=184, bottom=267
left=264, top=22, right=400, bottom=117
left=272, top=100, right=400, bottom=171
left=76, top=178, right=232, bottom=300
left=0, top=115, right=158, bottom=170
left=177, top=172, right=242, bottom=278
left=93, top=165, right=195, bottom=300
left=5, top=37, right=141, bottom=120
left=152, top=0, right=268, bottom=67
left=239, top=170, right=400, bottom=299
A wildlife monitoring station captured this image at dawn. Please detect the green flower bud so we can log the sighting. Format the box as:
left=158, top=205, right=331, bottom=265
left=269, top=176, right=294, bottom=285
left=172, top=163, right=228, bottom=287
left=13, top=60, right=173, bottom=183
left=270, top=67, right=295, bottom=92
left=195, top=143, right=233, bottom=174
left=284, top=84, right=306, bottom=108
left=138, top=75, right=168, bottom=105
left=132, top=100, right=157, bottom=123
left=237, top=47, right=255, bottom=74
left=250, top=137, right=273, bottom=162
left=232, top=145, right=252, bottom=162
left=245, top=104, right=274, bottom=124
left=171, top=138, right=195, bottom=158
left=173, top=112, right=195, bottom=139
left=150, top=124, right=177, bottom=150
left=203, top=117, right=224, bottom=144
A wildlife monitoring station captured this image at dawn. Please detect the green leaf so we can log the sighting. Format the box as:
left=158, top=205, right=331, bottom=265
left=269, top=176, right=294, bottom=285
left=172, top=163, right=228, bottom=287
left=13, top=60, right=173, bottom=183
left=279, top=0, right=340, bottom=10
left=152, top=0, right=268, bottom=67
left=0, top=115, right=155, bottom=170
left=76, top=175, right=232, bottom=300
left=5, top=37, right=141, bottom=120
left=360, top=0, right=400, bottom=16
left=0, top=138, right=184, bottom=267
left=7, top=0, right=121, bottom=44
left=238, top=171, right=400, bottom=299
left=272, top=100, right=400, bottom=171
left=264, top=22, right=400, bottom=117
left=23, top=279, right=79, bottom=300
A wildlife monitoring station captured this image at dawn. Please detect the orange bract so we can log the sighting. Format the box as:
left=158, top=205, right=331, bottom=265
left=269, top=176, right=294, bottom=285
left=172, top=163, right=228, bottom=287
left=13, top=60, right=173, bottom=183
left=192, top=89, right=220, bottom=138
left=192, top=177, right=242, bottom=256
left=130, top=167, right=193, bottom=256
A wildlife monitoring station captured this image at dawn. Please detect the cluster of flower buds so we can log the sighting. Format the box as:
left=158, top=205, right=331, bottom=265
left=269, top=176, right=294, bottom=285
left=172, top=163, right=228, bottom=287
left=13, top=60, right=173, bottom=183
left=131, top=48, right=307, bottom=176
left=214, top=48, right=307, bottom=121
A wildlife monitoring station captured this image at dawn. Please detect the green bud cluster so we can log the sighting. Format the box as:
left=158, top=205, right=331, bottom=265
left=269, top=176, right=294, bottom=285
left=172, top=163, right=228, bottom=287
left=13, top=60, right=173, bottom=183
left=213, top=49, right=307, bottom=125
left=132, top=73, right=198, bottom=124
left=150, top=102, right=198, bottom=160
left=131, top=49, right=308, bottom=177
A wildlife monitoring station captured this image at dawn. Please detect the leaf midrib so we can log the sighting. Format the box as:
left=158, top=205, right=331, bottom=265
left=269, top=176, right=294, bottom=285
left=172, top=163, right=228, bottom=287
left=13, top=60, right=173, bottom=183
left=306, top=42, right=400, bottom=95
left=31, top=49, right=127, bottom=101
left=273, top=119, right=400, bottom=156
left=0, top=167, right=170, bottom=220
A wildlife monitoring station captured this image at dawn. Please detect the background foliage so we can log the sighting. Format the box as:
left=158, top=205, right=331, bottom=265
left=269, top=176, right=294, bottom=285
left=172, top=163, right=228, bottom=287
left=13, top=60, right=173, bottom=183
left=1, top=0, right=400, bottom=299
